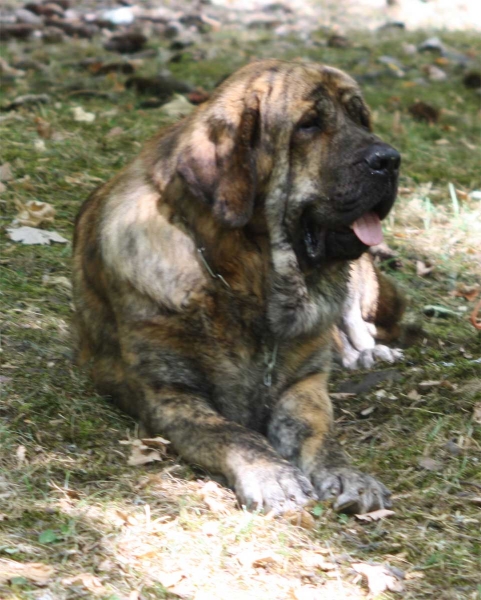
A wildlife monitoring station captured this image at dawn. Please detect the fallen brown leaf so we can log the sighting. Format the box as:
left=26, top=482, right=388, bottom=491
left=451, top=283, right=480, bottom=302
left=352, top=562, right=404, bottom=595
left=7, top=226, right=68, bottom=245
left=0, top=162, right=13, bottom=182
left=105, top=126, right=124, bottom=138
left=418, top=380, right=442, bottom=389
left=155, top=570, right=185, bottom=589
left=300, top=550, right=337, bottom=571
left=16, top=445, right=27, bottom=467
left=160, top=94, right=194, bottom=119
left=473, top=402, right=481, bottom=425
left=284, top=509, right=316, bottom=530
left=120, top=437, right=170, bottom=466
left=236, top=548, right=282, bottom=569
left=42, top=275, right=73, bottom=293
left=408, top=101, right=439, bottom=124
left=140, top=436, right=171, bottom=449
left=72, top=106, right=96, bottom=123
left=13, top=199, right=56, bottom=227
left=0, top=558, right=54, bottom=585
left=416, top=260, right=434, bottom=277
left=355, top=509, right=395, bottom=522
left=63, top=573, right=106, bottom=595
left=198, top=480, right=230, bottom=514
left=35, top=117, right=52, bottom=139
left=471, top=297, right=481, bottom=330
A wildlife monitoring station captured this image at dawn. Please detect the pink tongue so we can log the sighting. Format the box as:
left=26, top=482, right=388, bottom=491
left=351, top=212, right=383, bottom=246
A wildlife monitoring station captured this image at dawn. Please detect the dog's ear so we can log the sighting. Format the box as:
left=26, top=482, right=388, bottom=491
left=178, top=95, right=260, bottom=228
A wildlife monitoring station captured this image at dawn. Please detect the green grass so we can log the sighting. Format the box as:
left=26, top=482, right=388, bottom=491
left=1, top=24, right=480, bottom=600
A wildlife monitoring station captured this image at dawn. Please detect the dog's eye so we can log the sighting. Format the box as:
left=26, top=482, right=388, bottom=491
left=296, top=115, right=321, bottom=134
left=348, top=98, right=371, bottom=130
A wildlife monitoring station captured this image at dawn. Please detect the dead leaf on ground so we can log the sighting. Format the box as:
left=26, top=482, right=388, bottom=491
left=34, top=139, right=47, bottom=152
left=283, top=509, right=316, bottom=530
left=16, top=445, right=27, bottom=467
left=42, top=275, right=73, bottom=293
left=140, top=436, right=171, bottom=449
left=35, top=117, right=52, bottom=139
left=0, top=558, right=54, bottom=585
left=0, top=57, right=25, bottom=77
left=416, top=260, right=434, bottom=277
left=451, top=283, right=480, bottom=302
left=355, top=509, right=395, bottom=522
left=473, top=402, right=481, bottom=425
left=408, top=101, right=439, bottom=124
left=0, top=162, right=13, bottom=182
left=105, top=126, right=124, bottom=138
left=418, top=380, right=442, bottom=389
left=470, top=297, right=481, bottom=330
left=300, top=550, right=337, bottom=571
left=7, top=226, right=68, bottom=245
left=406, top=389, right=421, bottom=400
left=198, top=480, right=230, bottom=514
left=72, top=106, right=96, bottom=123
left=63, top=573, right=106, bottom=596
left=155, top=570, right=185, bottom=589
left=236, top=548, right=282, bottom=569
left=352, top=562, right=404, bottom=595
left=160, top=94, right=194, bottom=119
left=13, top=199, right=56, bottom=227
left=120, top=438, right=168, bottom=466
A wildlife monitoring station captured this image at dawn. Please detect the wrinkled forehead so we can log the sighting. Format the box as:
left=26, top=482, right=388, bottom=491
left=210, top=61, right=361, bottom=125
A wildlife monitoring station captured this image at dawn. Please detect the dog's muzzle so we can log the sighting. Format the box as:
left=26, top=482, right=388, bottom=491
left=300, top=143, right=400, bottom=265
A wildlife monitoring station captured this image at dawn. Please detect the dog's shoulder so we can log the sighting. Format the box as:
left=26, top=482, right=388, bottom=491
left=77, top=160, right=208, bottom=312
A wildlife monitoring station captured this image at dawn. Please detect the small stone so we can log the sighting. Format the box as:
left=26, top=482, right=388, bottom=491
left=425, top=65, right=447, bottom=82
left=104, top=33, right=147, bottom=54
left=0, top=163, right=13, bottom=182
left=15, top=8, right=43, bottom=25
left=463, top=71, right=481, bottom=90
left=444, top=440, right=462, bottom=456
left=327, top=34, right=350, bottom=48
left=42, top=26, right=65, bottom=44
left=418, top=457, right=442, bottom=472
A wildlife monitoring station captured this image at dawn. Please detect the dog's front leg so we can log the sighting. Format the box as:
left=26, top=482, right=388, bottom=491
left=267, top=373, right=391, bottom=514
left=140, top=389, right=314, bottom=514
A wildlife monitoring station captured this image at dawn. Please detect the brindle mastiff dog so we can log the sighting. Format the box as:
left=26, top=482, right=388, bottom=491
left=73, top=59, right=401, bottom=515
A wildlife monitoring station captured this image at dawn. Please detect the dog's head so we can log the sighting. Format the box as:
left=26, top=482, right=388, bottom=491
left=177, top=59, right=400, bottom=267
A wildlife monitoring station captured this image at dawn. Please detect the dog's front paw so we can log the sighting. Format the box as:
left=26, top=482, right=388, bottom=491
left=346, top=345, right=403, bottom=370
left=234, top=461, right=315, bottom=515
left=312, top=467, right=391, bottom=514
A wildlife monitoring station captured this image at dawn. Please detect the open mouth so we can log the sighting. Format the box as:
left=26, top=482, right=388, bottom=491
left=300, top=202, right=389, bottom=266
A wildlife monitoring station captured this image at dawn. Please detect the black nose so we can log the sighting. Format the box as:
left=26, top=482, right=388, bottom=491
left=364, top=144, right=401, bottom=175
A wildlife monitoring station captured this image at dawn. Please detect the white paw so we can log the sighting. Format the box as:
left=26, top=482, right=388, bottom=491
left=357, top=345, right=403, bottom=369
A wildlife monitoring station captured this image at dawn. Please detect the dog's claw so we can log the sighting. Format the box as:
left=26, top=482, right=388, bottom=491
left=235, top=461, right=316, bottom=515
left=312, top=467, right=391, bottom=514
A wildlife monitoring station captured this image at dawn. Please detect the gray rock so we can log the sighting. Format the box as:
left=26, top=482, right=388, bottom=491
left=15, top=8, right=43, bottom=25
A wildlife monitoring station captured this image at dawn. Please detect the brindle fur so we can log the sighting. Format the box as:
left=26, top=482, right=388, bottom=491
left=73, top=59, right=398, bottom=514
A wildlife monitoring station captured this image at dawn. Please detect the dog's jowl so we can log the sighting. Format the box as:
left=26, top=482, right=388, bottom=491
left=73, top=59, right=400, bottom=514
